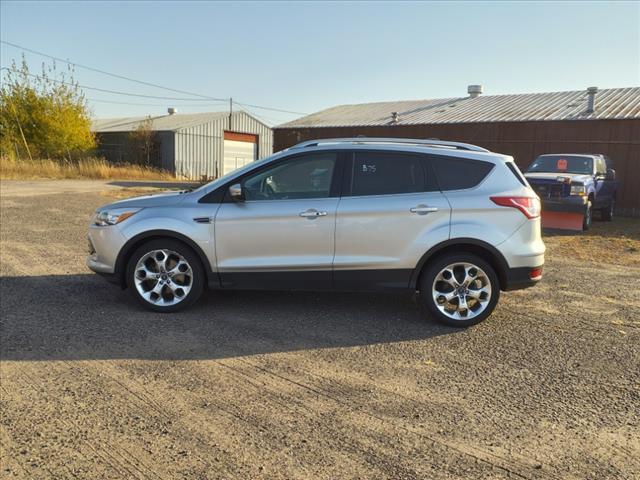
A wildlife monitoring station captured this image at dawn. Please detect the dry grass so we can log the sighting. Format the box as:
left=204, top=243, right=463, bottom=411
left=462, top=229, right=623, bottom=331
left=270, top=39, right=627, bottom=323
left=544, top=217, right=640, bottom=267
left=0, top=156, right=175, bottom=180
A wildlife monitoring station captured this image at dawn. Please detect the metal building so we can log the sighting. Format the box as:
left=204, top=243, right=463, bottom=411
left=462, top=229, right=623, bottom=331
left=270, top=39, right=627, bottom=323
left=274, top=86, right=640, bottom=215
left=93, top=110, right=273, bottom=180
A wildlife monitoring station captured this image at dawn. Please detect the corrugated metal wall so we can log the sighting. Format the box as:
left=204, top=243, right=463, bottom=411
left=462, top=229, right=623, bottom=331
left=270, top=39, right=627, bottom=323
left=274, top=119, right=640, bottom=216
left=158, top=132, right=175, bottom=172
left=95, top=132, right=130, bottom=163
left=96, top=131, right=170, bottom=169
left=175, top=112, right=273, bottom=180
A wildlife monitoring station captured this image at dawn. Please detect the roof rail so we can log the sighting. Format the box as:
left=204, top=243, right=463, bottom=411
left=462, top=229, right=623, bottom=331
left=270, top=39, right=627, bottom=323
left=291, top=137, right=490, bottom=153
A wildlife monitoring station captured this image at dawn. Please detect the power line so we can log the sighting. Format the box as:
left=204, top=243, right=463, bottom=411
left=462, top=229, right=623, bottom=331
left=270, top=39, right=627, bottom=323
left=7, top=69, right=224, bottom=101
left=237, top=104, right=293, bottom=126
left=234, top=100, right=308, bottom=116
left=1, top=40, right=310, bottom=117
left=87, top=97, right=228, bottom=107
left=235, top=104, right=275, bottom=126
left=1, top=39, right=226, bottom=101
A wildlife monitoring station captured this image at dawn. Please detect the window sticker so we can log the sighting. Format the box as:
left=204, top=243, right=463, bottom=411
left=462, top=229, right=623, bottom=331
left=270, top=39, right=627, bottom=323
left=556, top=158, right=568, bottom=171
left=361, top=164, right=377, bottom=173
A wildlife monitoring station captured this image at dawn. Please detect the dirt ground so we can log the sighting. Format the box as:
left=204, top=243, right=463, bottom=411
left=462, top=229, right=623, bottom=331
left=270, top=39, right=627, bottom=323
left=1, top=181, right=639, bottom=480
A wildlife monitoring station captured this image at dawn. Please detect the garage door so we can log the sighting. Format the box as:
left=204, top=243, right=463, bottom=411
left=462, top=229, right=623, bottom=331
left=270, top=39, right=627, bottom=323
left=223, top=132, right=258, bottom=175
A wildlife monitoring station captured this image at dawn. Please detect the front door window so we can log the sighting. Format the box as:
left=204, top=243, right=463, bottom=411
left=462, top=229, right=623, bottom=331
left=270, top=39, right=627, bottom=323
left=243, top=153, right=336, bottom=201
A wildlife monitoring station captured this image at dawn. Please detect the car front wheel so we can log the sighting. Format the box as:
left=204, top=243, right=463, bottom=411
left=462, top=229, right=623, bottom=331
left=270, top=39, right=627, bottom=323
left=126, top=239, right=204, bottom=312
left=419, top=253, right=500, bottom=327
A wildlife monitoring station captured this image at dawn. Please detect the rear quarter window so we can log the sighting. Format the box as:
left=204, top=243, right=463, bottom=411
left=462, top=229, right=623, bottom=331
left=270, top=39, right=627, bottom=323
left=506, top=162, right=529, bottom=187
left=430, top=156, right=494, bottom=190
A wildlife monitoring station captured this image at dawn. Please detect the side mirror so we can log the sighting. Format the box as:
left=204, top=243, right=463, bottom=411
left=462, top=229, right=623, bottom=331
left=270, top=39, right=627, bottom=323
left=228, top=183, right=244, bottom=202
left=606, top=168, right=616, bottom=181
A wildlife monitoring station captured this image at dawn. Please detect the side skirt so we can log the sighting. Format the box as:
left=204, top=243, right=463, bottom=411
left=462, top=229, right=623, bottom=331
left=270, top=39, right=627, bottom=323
left=333, top=269, right=412, bottom=291
left=214, top=269, right=413, bottom=292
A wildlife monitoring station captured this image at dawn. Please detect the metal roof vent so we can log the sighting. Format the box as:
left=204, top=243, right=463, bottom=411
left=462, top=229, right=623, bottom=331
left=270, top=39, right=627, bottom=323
left=391, top=111, right=399, bottom=124
left=586, top=87, right=598, bottom=113
left=468, top=85, right=483, bottom=98
left=168, top=107, right=177, bottom=115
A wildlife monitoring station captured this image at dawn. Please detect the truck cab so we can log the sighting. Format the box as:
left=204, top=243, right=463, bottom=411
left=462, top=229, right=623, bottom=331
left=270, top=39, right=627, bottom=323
left=524, top=154, right=618, bottom=230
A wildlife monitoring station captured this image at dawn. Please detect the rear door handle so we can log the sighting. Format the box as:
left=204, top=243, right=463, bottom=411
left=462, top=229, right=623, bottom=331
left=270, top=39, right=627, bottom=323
left=299, top=209, right=327, bottom=219
left=410, top=205, right=438, bottom=215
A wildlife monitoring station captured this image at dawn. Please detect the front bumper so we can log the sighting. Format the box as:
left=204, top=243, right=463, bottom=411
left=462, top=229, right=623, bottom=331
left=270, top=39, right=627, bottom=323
left=539, top=195, right=588, bottom=214
left=86, top=224, right=128, bottom=275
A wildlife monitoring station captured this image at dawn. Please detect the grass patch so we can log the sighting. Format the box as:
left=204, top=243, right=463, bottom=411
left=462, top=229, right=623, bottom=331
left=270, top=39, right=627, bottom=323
left=544, top=218, right=640, bottom=267
left=0, top=156, right=175, bottom=180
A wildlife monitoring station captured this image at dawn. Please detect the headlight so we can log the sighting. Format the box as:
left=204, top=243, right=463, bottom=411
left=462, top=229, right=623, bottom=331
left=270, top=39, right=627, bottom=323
left=94, top=208, right=141, bottom=226
left=570, top=185, right=586, bottom=196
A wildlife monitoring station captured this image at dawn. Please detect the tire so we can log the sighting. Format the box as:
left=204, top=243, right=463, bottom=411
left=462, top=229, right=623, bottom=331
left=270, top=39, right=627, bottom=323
left=418, top=253, right=500, bottom=328
left=583, top=200, right=593, bottom=231
left=601, top=198, right=614, bottom=222
left=126, top=238, right=205, bottom=312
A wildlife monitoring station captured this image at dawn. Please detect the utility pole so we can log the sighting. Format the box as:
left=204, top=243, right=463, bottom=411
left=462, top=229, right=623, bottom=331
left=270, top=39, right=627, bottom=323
left=229, top=97, right=232, bottom=131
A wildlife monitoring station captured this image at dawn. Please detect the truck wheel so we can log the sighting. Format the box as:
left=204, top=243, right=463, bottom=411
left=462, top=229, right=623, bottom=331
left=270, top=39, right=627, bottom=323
left=583, top=200, right=593, bottom=231
left=601, top=199, right=614, bottom=222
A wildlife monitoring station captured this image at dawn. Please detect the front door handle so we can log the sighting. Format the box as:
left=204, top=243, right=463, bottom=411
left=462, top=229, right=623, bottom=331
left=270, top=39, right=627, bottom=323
left=410, top=205, right=438, bottom=215
left=299, top=209, right=327, bottom=219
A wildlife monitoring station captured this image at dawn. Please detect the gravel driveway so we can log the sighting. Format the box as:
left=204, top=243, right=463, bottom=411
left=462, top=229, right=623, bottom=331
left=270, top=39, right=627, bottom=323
left=1, top=181, right=639, bottom=479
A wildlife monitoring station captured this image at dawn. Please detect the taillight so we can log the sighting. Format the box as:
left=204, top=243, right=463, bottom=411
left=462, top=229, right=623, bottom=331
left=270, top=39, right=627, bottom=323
left=490, top=196, right=541, bottom=219
left=529, top=267, right=543, bottom=280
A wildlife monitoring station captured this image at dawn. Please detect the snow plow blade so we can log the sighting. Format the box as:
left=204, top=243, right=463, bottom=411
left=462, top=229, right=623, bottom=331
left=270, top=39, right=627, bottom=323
left=541, top=211, right=584, bottom=231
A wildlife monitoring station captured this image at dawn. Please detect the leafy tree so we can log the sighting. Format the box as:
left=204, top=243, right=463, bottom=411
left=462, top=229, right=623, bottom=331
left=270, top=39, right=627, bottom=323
left=0, top=57, right=96, bottom=160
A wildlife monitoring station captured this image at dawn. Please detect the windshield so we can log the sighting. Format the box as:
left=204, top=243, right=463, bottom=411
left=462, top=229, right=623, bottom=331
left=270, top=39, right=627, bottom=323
left=526, top=155, right=593, bottom=175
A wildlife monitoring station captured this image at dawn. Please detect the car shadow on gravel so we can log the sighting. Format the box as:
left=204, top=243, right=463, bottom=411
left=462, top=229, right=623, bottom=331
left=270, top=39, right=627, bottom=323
left=0, top=274, right=456, bottom=362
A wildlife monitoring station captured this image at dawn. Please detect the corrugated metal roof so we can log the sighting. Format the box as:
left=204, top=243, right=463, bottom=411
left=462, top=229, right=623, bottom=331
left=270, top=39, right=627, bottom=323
left=92, top=111, right=231, bottom=132
left=277, top=87, right=640, bottom=128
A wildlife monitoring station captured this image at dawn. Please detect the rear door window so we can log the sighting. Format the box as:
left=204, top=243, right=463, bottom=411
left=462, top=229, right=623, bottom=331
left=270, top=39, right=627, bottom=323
left=348, top=152, right=437, bottom=196
left=430, top=156, right=494, bottom=190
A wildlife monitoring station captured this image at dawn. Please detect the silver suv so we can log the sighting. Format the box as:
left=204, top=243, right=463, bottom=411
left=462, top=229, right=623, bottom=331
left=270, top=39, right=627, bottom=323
left=87, top=138, right=545, bottom=327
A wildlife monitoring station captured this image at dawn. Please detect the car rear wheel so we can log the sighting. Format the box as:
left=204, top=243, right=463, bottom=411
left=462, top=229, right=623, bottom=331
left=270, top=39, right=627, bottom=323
left=601, top=199, right=614, bottom=221
left=419, top=253, right=500, bottom=327
left=126, top=239, right=204, bottom=312
left=583, top=200, right=593, bottom=231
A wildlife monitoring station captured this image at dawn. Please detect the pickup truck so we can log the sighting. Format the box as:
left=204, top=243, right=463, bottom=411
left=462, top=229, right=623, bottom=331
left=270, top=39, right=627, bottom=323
left=524, top=154, right=618, bottom=230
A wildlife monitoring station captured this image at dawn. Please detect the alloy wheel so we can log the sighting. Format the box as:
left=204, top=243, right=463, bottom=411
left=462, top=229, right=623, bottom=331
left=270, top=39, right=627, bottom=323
left=432, top=262, right=492, bottom=321
left=134, top=249, right=193, bottom=306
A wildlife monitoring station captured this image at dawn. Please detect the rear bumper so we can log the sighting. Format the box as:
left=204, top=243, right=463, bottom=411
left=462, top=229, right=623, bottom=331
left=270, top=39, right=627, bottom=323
left=504, top=265, right=543, bottom=291
left=540, top=196, right=588, bottom=214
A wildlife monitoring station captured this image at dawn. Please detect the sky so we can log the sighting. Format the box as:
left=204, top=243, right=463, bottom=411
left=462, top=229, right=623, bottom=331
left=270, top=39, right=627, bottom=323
left=1, top=0, right=638, bottom=125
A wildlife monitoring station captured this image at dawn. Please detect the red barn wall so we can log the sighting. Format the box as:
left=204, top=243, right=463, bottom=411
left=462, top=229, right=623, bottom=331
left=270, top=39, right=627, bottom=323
left=274, top=119, right=640, bottom=215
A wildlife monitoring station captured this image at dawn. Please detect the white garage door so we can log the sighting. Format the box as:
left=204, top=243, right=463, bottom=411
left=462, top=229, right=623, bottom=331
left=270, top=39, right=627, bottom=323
left=223, top=133, right=257, bottom=175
